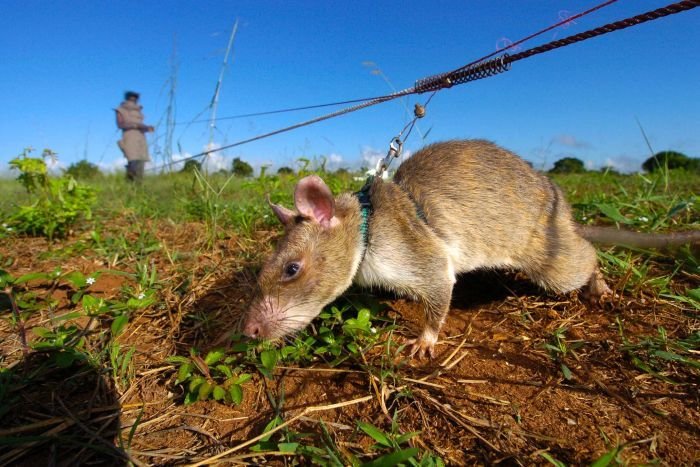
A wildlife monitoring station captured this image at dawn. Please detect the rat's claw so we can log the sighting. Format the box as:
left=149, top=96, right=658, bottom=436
left=407, top=331, right=438, bottom=359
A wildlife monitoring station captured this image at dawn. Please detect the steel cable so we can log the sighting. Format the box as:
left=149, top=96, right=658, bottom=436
left=149, top=0, right=699, bottom=173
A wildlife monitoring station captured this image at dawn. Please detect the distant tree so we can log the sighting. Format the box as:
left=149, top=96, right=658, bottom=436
left=277, top=166, right=294, bottom=175
left=599, top=165, right=620, bottom=175
left=642, top=150, right=699, bottom=172
left=549, top=157, right=586, bottom=174
left=232, top=157, right=253, bottom=177
left=334, top=167, right=350, bottom=175
left=64, top=160, right=101, bottom=179
left=181, top=160, right=202, bottom=173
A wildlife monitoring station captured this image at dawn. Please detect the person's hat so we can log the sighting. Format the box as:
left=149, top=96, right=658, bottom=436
left=124, top=91, right=140, bottom=100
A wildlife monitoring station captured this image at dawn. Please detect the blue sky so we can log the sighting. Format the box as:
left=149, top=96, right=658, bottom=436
left=1, top=0, right=698, bottom=174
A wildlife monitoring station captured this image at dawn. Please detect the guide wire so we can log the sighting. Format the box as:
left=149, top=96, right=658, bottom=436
left=148, top=0, right=698, bottom=173
left=176, top=0, right=621, bottom=128
left=374, top=91, right=436, bottom=177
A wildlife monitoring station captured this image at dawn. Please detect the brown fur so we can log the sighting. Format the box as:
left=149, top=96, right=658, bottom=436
left=245, top=140, right=608, bottom=356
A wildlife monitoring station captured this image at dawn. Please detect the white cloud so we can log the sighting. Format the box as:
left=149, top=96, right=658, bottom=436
left=98, top=158, right=127, bottom=173
left=45, top=157, right=66, bottom=175
left=155, top=142, right=229, bottom=174
left=200, top=142, right=229, bottom=173
left=327, top=152, right=344, bottom=170
left=162, top=152, right=191, bottom=172
left=361, top=146, right=383, bottom=170
left=551, top=134, right=591, bottom=149
left=359, top=145, right=413, bottom=173
left=602, top=155, right=643, bottom=173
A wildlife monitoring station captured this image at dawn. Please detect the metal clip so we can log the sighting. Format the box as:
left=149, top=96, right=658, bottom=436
left=375, top=137, right=403, bottom=177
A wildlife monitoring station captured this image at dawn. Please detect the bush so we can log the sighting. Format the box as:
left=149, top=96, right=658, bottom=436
left=642, top=151, right=699, bottom=173
left=549, top=157, right=586, bottom=174
left=64, top=160, right=101, bottom=179
left=277, top=166, right=294, bottom=175
left=181, top=160, right=202, bottom=173
left=8, top=148, right=95, bottom=240
left=232, top=157, right=253, bottom=177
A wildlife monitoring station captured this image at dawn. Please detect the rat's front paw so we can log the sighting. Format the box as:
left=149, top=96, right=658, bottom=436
left=407, top=329, right=438, bottom=359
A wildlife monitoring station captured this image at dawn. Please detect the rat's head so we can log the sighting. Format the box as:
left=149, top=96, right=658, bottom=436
left=243, top=175, right=361, bottom=340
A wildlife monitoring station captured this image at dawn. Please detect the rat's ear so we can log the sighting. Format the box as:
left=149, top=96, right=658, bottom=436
left=267, top=195, right=296, bottom=227
left=294, top=175, right=336, bottom=228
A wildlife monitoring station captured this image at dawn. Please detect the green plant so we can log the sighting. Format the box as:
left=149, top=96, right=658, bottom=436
left=662, top=285, right=700, bottom=310
left=184, top=168, right=237, bottom=247
left=169, top=297, right=388, bottom=405
left=168, top=348, right=252, bottom=405
left=542, top=327, right=585, bottom=380
left=618, top=322, right=699, bottom=382
left=242, top=412, right=444, bottom=465
left=90, top=227, right=162, bottom=265
left=109, top=312, right=136, bottom=392
left=356, top=419, right=444, bottom=466
left=1, top=263, right=155, bottom=373
left=227, top=203, right=269, bottom=235
left=8, top=148, right=95, bottom=239
left=279, top=299, right=387, bottom=367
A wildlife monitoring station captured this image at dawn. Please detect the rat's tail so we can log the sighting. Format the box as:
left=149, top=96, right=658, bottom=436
left=577, top=225, right=700, bottom=249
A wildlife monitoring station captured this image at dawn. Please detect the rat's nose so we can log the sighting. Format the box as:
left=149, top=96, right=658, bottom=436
left=243, top=319, right=260, bottom=339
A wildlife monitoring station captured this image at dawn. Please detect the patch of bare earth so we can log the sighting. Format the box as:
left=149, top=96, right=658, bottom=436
left=1, top=225, right=698, bottom=465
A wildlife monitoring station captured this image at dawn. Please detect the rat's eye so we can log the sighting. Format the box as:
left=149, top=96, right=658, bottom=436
left=282, top=262, right=301, bottom=280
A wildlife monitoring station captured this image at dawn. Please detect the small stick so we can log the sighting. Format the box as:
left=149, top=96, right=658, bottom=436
left=403, top=377, right=445, bottom=389
left=187, top=394, right=373, bottom=467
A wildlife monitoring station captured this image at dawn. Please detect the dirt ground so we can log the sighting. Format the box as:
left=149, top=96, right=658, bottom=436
left=0, top=220, right=698, bottom=465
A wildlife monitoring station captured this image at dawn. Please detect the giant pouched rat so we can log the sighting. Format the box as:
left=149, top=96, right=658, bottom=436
left=243, top=139, right=699, bottom=358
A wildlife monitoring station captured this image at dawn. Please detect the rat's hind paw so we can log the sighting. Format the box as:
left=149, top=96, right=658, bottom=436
left=407, top=330, right=438, bottom=360
left=581, top=268, right=613, bottom=305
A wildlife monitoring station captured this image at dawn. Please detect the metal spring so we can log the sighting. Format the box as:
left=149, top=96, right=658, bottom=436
left=414, top=54, right=511, bottom=93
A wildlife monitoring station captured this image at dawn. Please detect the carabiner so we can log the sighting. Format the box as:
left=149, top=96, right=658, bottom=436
left=375, top=137, right=404, bottom=177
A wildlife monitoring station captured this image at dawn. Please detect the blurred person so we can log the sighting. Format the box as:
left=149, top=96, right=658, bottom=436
left=115, top=91, right=154, bottom=181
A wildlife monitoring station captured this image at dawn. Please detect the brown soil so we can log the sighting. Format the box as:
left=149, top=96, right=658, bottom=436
left=0, top=222, right=698, bottom=466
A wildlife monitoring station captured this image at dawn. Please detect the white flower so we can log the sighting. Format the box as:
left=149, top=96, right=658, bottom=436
left=370, top=327, right=377, bottom=334
left=638, top=216, right=649, bottom=223
left=86, top=277, right=96, bottom=285
left=137, top=292, right=145, bottom=300
left=1, top=223, right=6, bottom=228
left=581, top=216, right=587, bottom=221
left=6, top=227, right=12, bottom=232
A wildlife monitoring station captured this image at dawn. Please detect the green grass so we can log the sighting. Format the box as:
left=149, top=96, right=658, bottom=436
left=0, top=164, right=698, bottom=464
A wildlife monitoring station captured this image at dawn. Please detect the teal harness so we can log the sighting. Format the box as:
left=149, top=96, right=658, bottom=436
left=355, top=177, right=374, bottom=250
left=354, top=175, right=428, bottom=256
